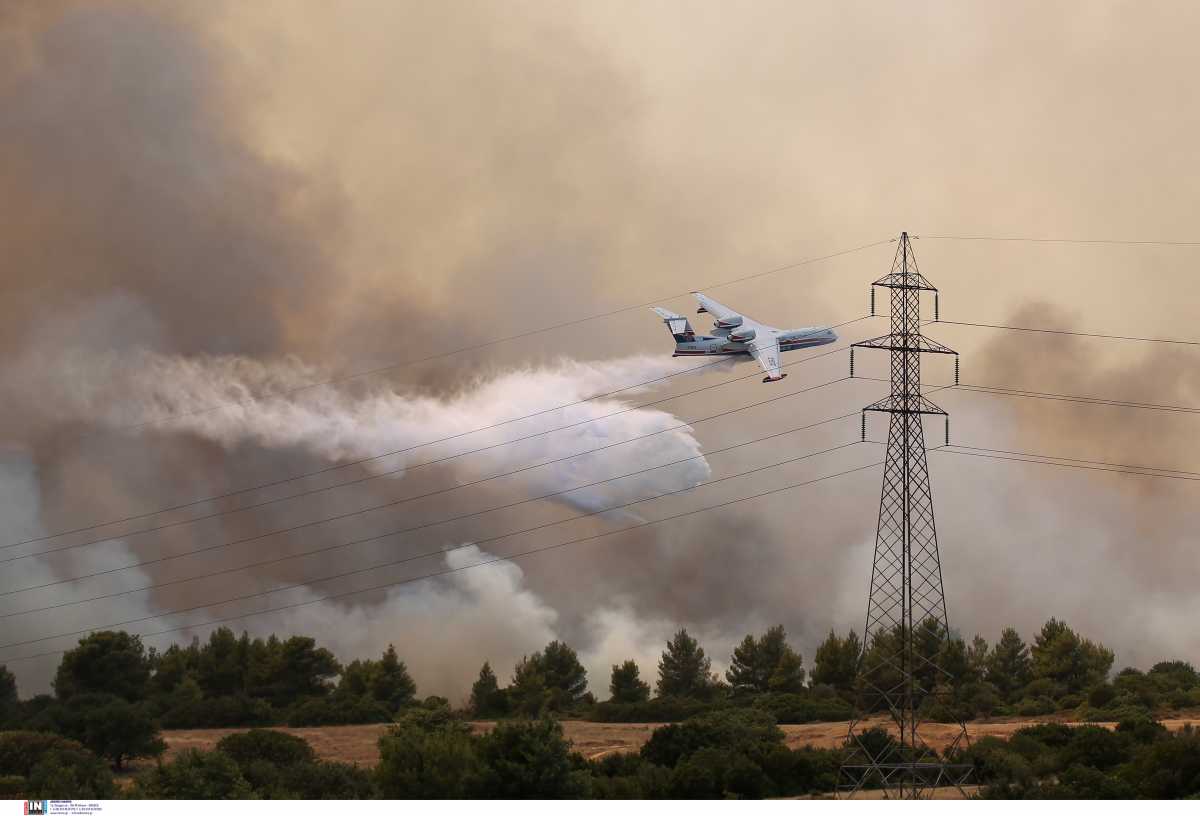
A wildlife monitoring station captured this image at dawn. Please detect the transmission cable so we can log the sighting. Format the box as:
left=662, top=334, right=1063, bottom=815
left=0, top=375, right=859, bottom=594
left=4, top=337, right=863, bottom=566
left=0, top=411, right=859, bottom=620
left=0, top=442, right=878, bottom=655
left=932, top=444, right=1200, bottom=482
left=31, top=309, right=1200, bottom=554
left=868, top=436, right=1200, bottom=481
left=921, top=235, right=1200, bottom=247
left=935, top=319, right=1200, bottom=348
left=82, top=238, right=892, bottom=438
left=856, top=376, right=1200, bottom=417
left=11, top=317, right=871, bottom=551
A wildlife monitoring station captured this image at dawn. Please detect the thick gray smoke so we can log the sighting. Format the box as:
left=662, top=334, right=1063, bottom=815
left=3, top=0, right=1200, bottom=699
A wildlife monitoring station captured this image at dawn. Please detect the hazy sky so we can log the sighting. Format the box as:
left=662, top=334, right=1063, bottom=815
left=2, top=0, right=1199, bottom=699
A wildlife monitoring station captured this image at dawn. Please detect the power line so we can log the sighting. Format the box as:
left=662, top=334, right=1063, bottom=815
left=0, top=412, right=859, bottom=620
left=3, top=342, right=860, bottom=566
left=0, top=443, right=879, bottom=657
left=933, top=444, right=1200, bottom=482
left=0, top=375, right=858, bottom=595
left=79, top=238, right=893, bottom=438
left=936, top=319, right=1200, bottom=348
left=39, top=233, right=1200, bottom=444
left=27, top=310, right=1200, bottom=555
left=10, top=318, right=871, bottom=551
left=8, top=358, right=728, bottom=548
left=954, top=382, right=1200, bottom=416
left=922, top=235, right=1200, bottom=247
left=855, top=376, right=1200, bottom=417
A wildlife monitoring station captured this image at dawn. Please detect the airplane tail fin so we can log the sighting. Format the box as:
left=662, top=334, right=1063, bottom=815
left=651, top=307, right=695, bottom=342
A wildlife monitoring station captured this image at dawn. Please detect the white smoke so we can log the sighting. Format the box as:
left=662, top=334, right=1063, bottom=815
left=0, top=345, right=737, bottom=694
left=12, top=345, right=721, bottom=518
left=0, top=452, right=164, bottom=690
left=253, top=545, right=733, bottom=702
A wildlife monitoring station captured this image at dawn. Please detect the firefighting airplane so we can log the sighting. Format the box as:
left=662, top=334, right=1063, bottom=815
left=651, top=293, right=837, bottom=383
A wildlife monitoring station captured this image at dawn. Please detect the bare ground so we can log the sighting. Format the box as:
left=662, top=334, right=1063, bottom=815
left=160, top=713, right=1200, bottom=765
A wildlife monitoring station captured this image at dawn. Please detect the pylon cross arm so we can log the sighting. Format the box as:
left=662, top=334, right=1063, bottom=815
left=871, top=270, right=938, bottom=291
left=862, top=393, right=948, bottom=416
left=852, top=333, right=957, bottom=355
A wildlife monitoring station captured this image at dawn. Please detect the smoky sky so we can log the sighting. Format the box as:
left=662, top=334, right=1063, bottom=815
left=2, top=0, right=1200, bottom=699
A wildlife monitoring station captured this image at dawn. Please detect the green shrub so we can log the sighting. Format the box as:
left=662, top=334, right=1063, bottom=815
left=1087, top=683, right=1117, bottom=708
left=958, top=681, right=1003, bottom=718
left=755, top=744, right=840, bottom=796
left=587, top=758, right=671, bottom=799
left=286, top=696, right=391, bottom=727
left=277, top=760, right=376, bottom=799
left=669, top=746, right=764, bottom=799
left=1047, top=764, right=1135, bottom=798
left=1022, top=678, right=1061, bottom=700
left=1102, top=703, right=1154, bottom=723
left=960, top=736, right=1034, bottom=787
left=26, top=747, right=115, bottom=799
left=217, top=729, right=315, bottom=769
left=0, top=731, right=82, bottom=777
left=1168, top=689, right=1193, bottom=710
left=1013, top=722, right=1075, bottom=748
left=1058, top=693, right=1083, bottom=710
left=1015, top=697, right=1056, bottom=716
left=642, top=709, right=783, bottom=768
left=375, top=716, right=479, bottom=797
left=1124, top=728, right=1200, bottom=799
left=127, top=749, right=252, bottom=799
left=1059, top=725, right=1131, bottom=771
left=471, top=718, right=582, bottom=798
left=1116, top=718, right=1168, bottom=744
left=750, top=693, right=853, bottom=724
left=588, top=696, right=719, bottom=723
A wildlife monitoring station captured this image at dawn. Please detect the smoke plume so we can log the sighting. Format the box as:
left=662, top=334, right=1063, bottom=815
left=3, top=0, right=1200, bottom=697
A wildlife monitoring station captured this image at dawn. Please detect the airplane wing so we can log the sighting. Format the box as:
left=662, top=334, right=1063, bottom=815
left=748, top=335, right=787, bottom=383
left=692, top=292, right=740, bottom=322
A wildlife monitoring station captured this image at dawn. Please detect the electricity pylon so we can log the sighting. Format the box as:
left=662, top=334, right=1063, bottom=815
left=839, top=232, right=972, bottom=799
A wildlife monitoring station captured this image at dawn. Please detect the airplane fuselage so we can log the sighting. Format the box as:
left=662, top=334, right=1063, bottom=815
left=672, top=326, right=837, bottom=357
left=652, top=294, right=837, bottom=383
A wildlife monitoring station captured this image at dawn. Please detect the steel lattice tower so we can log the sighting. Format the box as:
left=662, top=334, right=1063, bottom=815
left=839, top=232, right=972, bottom=799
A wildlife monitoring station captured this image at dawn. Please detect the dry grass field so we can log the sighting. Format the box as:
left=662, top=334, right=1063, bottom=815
left=160, top=713, right=1200, bottom=765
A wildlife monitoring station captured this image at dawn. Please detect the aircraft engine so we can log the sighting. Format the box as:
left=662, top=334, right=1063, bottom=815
left=716, top=314, right=744, bottom=329
left=729, top=327, right=756, bottom=343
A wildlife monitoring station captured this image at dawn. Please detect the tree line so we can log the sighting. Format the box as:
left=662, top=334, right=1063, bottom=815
left=0, top=616, right=1198, bottom=798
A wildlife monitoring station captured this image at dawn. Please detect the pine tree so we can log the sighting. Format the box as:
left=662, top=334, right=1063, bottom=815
left=966, top=635, right=990, bottom=684
left=372, top=644, right=417, bottom=710
left=538, top=641, right=588, bottom=701
left=726, top=625, right=805, bottom=694
left=609, top=660, right=651, bottom=704
left=510, top=654, right=548, bottom=716
left=986, top=627, right=1032, bottom=699
left=0, top=665, right=16, bottom=708
left=1031, top=618, right=1113, bottom=692
left=656, top=629, right=713, bottom=698
left=811, top=629, right=862, bottom=692
left=470, top=661, right=502, bottom=717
